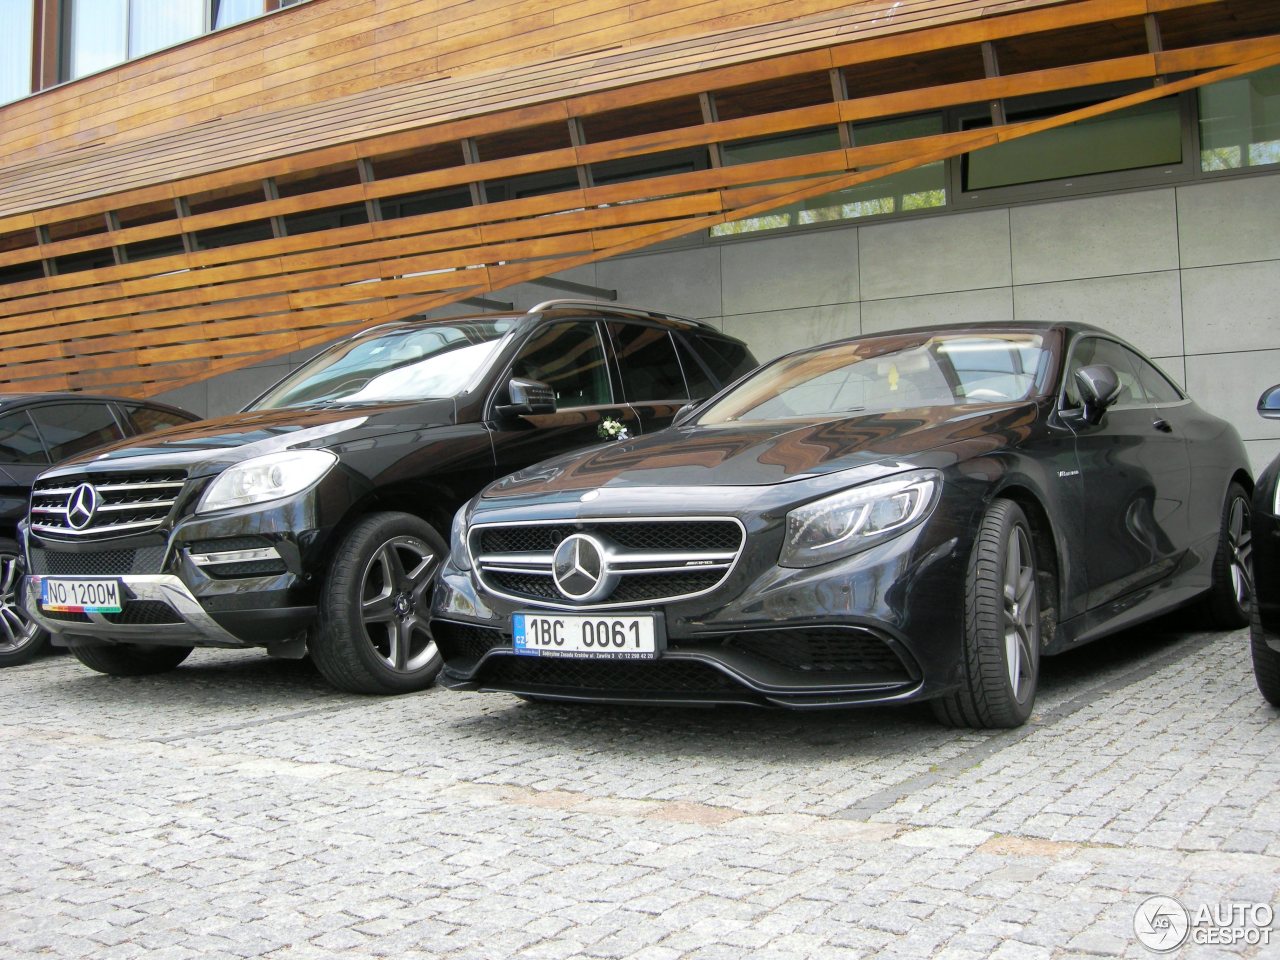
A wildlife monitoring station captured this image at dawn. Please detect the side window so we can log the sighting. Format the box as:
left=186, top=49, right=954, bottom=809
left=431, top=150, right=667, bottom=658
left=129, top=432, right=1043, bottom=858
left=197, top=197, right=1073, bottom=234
left=693, top=334, right=755, bottom=385
left=125, top=404, right=196, bottom=435
left=674, top=337, right=717, bottom=398
left=0, top=411, right=48, bottom=465
left=1062, top=338, right=1144, bottom=408
left=1090, top=341, right=1148, bottom=407
left=510, top=322, right=612, bottom=409
left=607, top=322, right=687, bottom=402
left=1133, top=357, right=1185, bottom=404
left=28, top=403, right=127, bottom=463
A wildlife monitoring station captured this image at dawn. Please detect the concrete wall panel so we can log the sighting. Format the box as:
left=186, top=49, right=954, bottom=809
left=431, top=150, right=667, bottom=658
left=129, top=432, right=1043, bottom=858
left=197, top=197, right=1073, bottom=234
left=721, top=230, right=858, bottom=316
left=1010, top=191, right=1179, bottom=285
left=594, top=247, right=723, bottom=321
left=721, top=303, right=859, bottom=362
left=1185, top=349, right=1280, bottom=442
left=1177, top=176, right=1280, bottom=269
left=858, top=209, right=1011, bottom=300
left=1181, top=261, right=1280, bottom=356
left=1013, top=271, right=1183, bottom=359
left=861, top=287, right=1013, bottom=335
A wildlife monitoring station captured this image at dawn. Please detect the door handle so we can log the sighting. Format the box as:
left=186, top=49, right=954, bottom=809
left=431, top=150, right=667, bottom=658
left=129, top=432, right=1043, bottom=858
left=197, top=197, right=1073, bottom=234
left=1153, top=418, right=1173, bottom=433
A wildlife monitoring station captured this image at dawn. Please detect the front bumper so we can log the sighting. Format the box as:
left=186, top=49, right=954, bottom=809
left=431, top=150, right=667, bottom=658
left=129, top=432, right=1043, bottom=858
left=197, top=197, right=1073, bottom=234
left=431, top=514, right=968, bottom=709
left=21, top=491, right=329, bottom=648
left=27, top=574, right=244, bottom=647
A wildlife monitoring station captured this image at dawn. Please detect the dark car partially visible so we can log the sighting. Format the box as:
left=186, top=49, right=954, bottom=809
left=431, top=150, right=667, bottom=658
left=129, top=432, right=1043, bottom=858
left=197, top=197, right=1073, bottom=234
left=1250, top=384, right=1280, bottom=706
left=433, top=322, right=1253, bottom=728
left=0, top=394, right=199, bottom=666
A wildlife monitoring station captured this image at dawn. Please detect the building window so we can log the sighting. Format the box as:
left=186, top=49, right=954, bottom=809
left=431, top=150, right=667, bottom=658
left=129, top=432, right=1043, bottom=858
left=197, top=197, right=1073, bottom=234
left=61, top=1, right=311, bottom=83
left=0, top=0, right=34, bottom=105
left=962, top=96, right=1183, bottom=191
left=712, top=116, right=946, bottom=237
left=1199, top=65, right=1280, bottom=171
left=214, top=0, right=263, bottom=29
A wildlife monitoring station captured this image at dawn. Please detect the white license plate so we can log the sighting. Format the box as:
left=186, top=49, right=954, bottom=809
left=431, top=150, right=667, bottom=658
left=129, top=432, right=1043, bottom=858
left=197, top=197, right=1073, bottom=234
left=513, top=612, right=659, bottom=659
left=38, top=577, right=122, bottom=614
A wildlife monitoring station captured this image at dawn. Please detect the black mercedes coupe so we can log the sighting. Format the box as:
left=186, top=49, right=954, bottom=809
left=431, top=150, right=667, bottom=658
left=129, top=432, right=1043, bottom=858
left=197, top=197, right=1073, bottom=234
left=1250, top=383, right=1280, bottom=707
left=431, top=322, right=1253, bottom=728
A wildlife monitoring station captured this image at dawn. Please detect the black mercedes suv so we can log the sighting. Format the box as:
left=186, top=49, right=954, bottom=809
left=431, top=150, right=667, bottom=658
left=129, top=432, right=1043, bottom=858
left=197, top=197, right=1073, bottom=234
left=20, top=300, right=755, bottom=693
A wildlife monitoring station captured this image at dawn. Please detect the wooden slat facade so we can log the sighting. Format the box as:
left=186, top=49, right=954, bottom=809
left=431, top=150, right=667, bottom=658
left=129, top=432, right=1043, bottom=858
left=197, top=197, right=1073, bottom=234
left=1, top=0, right=1279, bottom=400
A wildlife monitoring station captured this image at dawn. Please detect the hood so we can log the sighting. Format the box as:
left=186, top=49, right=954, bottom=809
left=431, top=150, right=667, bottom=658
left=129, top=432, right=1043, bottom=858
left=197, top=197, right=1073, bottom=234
left=43, top=400, right=456, bottom=477
left=486, top=402, right=1038, bottom=498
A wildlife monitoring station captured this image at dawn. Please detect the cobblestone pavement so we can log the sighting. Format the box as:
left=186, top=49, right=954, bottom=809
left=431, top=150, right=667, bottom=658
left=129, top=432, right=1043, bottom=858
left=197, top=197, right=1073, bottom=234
left=2, top=619, right=1278, bottom=959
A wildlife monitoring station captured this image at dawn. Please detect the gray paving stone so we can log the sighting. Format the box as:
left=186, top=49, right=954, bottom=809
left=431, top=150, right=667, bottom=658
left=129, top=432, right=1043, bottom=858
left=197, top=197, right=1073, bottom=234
left=1, top=629, right=1278, bottom=959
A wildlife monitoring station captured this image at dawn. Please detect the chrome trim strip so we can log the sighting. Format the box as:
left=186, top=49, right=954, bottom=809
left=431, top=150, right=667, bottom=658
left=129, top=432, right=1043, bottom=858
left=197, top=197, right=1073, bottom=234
left=31, top=518, right=168, bottom=536
left=188, top=548, right=281, bottom=566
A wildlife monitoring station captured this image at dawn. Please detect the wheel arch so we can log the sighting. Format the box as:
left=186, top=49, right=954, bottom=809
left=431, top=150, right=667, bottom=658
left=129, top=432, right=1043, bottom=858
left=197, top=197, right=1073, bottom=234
left=314, top=479, right=466, bottom=575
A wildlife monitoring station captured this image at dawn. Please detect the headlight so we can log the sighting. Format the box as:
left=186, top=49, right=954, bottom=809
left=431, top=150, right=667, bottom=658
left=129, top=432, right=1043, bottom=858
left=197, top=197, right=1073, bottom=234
left=450, top=501, right=472, bottom=571
left=196, top=450, right=338, bottom=514
left=779, top=470, right=941, bottom=568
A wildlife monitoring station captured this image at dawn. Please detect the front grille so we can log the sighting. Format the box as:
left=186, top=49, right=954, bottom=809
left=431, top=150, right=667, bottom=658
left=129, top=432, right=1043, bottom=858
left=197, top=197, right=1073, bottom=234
left=31, top=470, right=187, bottom=539
left=472, top=517, right=745, bottom=609
left=723, top=629, right=912, bottom=680
left=480, top=656, right=740, bottom=695
left=489, top=572, right=559, bottom=599
left=434, top=622, right=508, bottom=661
left=29, top=546, right=167, bottom=576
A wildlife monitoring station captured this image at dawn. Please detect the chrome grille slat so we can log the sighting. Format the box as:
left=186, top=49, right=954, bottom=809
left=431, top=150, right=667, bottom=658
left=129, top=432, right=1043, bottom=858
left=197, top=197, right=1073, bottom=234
left=30, top=469, right=188, bottom=539
left=471, top=517, right=745, bottom=610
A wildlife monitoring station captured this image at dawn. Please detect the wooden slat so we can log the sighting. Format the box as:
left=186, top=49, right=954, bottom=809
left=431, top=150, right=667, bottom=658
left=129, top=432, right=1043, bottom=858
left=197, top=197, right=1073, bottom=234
left=0, top=0, right=1094, bottom=223
left=1, top=0, right=1276, bottom=400
left=5, top=27, right=1274, bottom=272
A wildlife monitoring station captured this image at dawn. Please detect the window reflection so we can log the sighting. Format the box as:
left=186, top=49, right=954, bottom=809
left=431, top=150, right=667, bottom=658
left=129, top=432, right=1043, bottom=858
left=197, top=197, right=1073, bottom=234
left=0, top=0, right=34, bottom=105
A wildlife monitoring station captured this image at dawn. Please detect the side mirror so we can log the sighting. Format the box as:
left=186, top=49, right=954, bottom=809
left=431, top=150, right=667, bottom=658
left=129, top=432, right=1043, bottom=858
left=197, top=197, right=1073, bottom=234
left=673, top=399, right=705, bottom=426
left=1074, top=364, right=1122, bottom=425
left=495, top=378, right=556, bottom=417
left=1259, top=384, right=1280, bottom=420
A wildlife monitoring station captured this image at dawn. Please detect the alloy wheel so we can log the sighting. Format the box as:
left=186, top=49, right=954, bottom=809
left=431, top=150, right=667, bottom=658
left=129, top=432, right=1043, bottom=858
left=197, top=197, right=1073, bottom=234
left=358, top=536, right=439, bottom=673
left=0, top=552, right=40, bottom=656
left=1003, top=526, right=1038, bottom=704
left=1227, top=495, right=1253, bottom=608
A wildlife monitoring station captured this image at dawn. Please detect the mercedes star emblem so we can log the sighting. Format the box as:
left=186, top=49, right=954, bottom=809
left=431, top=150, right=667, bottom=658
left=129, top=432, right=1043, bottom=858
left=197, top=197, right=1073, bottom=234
left=551, top=533, right=618, bottom=603
left=66, top=483, right=100, bottom=530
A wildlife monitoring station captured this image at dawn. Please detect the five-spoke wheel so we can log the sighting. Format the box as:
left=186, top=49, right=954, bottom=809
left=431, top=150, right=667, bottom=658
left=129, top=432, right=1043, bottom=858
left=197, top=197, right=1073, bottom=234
left=310, top=512, right=446, bottom=694
left=933, top=499, right=1041, bottom=729
left=0, top=538, right=48, bottom=668
left=1204, top=483, right=1253, bottom=629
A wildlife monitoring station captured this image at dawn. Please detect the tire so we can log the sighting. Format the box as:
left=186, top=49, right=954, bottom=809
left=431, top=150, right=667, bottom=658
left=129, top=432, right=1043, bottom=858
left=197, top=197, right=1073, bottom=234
left=309, top=512, right=445, bottom=695
left=932, top=499, right=1041, bottom=729
left=1251, top=604, right=1280, bottom=707
left=68, top=641, right=192, bottom=676
left=1203, top=482, right=1253, bottom=629
left=0, top=537, right=49, bottom=668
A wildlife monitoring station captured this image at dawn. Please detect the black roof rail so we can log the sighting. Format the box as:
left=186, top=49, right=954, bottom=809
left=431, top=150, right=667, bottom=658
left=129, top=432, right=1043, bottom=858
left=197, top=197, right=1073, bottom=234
left=527, top=298, right=716, bottom=329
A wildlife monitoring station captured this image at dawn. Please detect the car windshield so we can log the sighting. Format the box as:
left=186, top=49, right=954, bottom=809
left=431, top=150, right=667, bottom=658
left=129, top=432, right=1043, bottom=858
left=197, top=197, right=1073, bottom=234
left=250, top=320, right=517, bottom=410
left=698, top=332, right=1049, bottom=424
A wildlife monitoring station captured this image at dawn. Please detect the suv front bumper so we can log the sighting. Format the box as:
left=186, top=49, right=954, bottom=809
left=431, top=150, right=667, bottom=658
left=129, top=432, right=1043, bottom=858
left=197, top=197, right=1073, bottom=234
left=26, top=574, right=246, bottom=647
